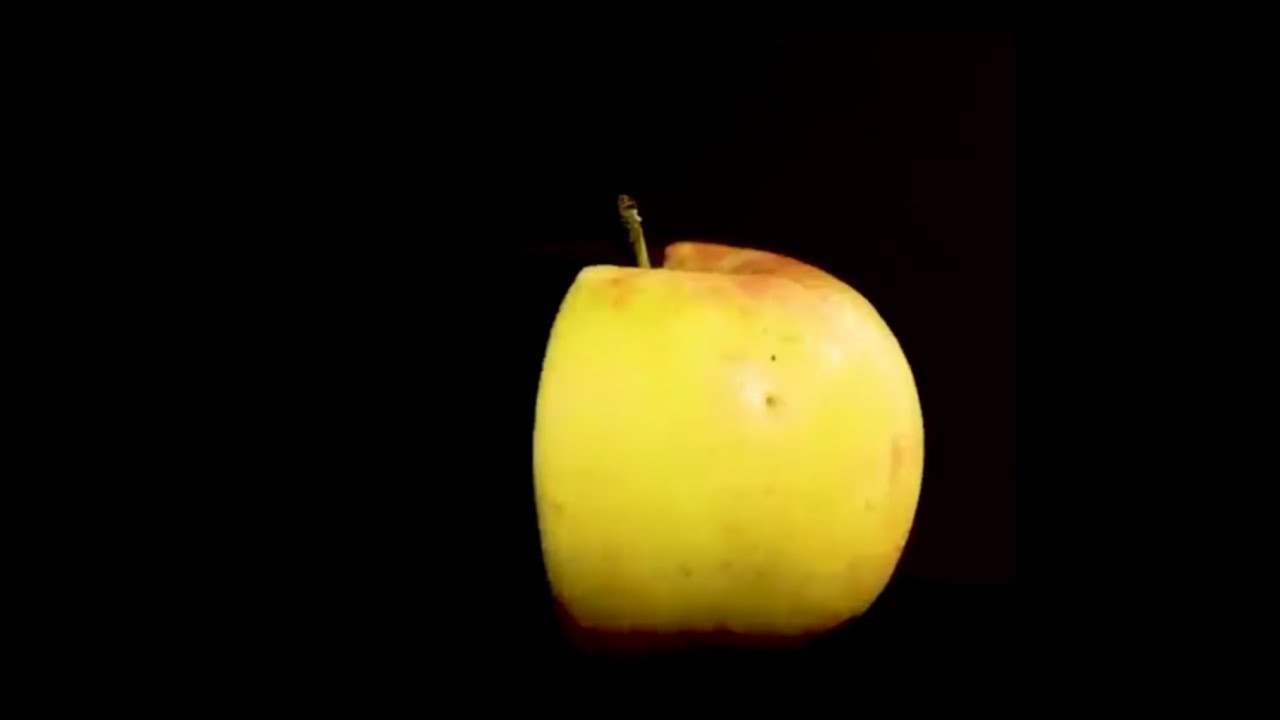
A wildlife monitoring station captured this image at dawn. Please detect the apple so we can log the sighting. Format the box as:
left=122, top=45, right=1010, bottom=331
left=532, top=197, right=924, bottom=652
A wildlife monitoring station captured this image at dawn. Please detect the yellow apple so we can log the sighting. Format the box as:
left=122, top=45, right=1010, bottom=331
left=532, top=205, right=924, bottom=651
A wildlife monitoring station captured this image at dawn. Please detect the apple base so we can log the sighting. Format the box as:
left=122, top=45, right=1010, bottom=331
left=552, top=596, right=846, bottom=657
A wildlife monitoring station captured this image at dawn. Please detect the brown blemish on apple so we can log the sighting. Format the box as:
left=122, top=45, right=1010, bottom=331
left=679, top=563, right=693, bottom=578
left=889, top=434, right=908, bottom=484
left=763, top=392, right=779, bottom=410
left=731, top=273, right=777, bottom=298
left=662, top=241, right=738, bottom=271
left=607, top=275, right=632, bottom=309
left=550, top=500, right=565, bottom=516
left=733, top=255, right=793, bottom=275
left=664, top=241, right=798, bottom=277
left=665, top=243, right=835, bottom=316
left=663, top=241, right=841, bottom=291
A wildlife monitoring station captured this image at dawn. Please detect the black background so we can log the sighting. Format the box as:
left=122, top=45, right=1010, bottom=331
left=226, top=31, right=1010, bottom=671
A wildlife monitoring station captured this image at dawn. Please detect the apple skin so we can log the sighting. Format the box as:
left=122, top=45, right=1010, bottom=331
left=532, top=241, right=924, bottom=651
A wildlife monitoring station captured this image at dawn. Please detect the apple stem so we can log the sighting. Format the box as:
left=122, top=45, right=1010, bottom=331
left=618, top=194, right=651, bottom=268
